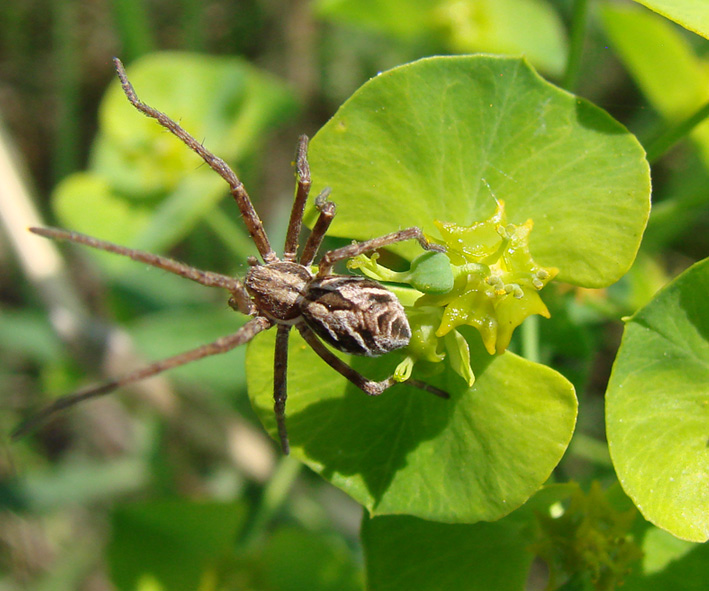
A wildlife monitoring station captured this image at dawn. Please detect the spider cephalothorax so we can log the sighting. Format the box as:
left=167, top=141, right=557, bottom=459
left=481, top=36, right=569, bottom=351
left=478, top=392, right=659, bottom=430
left=14, top=58, right=448, bottom=454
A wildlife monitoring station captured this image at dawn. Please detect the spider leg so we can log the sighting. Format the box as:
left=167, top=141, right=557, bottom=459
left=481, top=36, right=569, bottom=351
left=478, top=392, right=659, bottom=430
left=30, top=227, right=255, bottom=315
left=113, top=58, right=276, bottom=263
left=274, top=324, right=291, bottom=454
left=297, top=324, right=448, bottom=399
left=299, top=188, right=335, bottom=267
left=283, top=136, right=311, bottom=262
left=317, top=227, right=445, bottom=276
left=12, top=316, right=272, bottom=439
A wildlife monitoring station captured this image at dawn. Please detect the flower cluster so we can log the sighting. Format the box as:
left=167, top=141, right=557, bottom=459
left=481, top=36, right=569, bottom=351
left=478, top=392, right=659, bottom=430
left=349, top=200, right=557, bottom=386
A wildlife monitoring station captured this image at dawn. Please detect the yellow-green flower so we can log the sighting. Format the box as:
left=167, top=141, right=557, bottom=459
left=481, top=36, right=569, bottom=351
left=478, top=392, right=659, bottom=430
left=349, top=200, right=557, bottom=384
left=418, top=200, right=557, bottom=355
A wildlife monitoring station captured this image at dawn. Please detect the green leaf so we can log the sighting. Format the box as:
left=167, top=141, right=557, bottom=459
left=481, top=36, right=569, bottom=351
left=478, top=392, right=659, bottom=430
left=307, top=55, right=650, bottom=289
left=631, top=0, right=709, bottom=39
left=623, top=527, right=709, bottom=590
left=435, top=0, right=567, bottom=76
left=54, top=51, right=297, bottom=255
left=314, top=0, right=567, bottom=75
left=128, top=306, right=249, bottom=398
left=314, top=0, right=440, bottom=40
left=362, top=484, right=576, bottom=591
left=601, top=3, right=709, bottom=163
left=53, top=172, right=150, bottom=246
left=131, top=171, right=228, bottom=254
left=246, top=327, right=576, bottom=521
left=363, top=514, right=532, bottom=591
left=96, top=51, right=297, bottom=198
left=108, top=500, right=247, bottom=591
left=606, top=257, right=709, bottom=543
left=601, top=4, right=709, bottom=119
left=254, top=527, right=363, bottom=591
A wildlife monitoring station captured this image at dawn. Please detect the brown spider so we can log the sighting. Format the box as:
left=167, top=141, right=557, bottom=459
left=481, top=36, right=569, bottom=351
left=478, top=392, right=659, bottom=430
left=13, top=58, right=448, bottom=454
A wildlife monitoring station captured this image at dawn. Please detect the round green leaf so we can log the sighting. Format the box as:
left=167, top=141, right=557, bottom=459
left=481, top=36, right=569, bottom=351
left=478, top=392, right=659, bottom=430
left=606, top=258, right=709, bottom=542
left=307, top=55, right=650, bottom=288
left=246, top=328, right=576, bottom=521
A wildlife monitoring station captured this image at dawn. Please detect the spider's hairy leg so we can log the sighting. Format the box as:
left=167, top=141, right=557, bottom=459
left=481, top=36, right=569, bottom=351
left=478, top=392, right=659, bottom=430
left=112, top=57, right=276, bottom=263
left=274, top=324, right=291, bottom=454
left=300, top=188, right=335, bottom=267
left=317, top=226, right=445, bottom=276
left=297, top=324, right=449, bottom=399
left=283, top=136, right=311, bottom=262
left=12, top=316, right=272, bottom=440
left=29, top=227, right=255, bottom=315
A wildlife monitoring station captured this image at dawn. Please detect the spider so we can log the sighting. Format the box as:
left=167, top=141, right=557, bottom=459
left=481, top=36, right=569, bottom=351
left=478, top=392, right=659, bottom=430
left=13, top=58, right=448, bottom=454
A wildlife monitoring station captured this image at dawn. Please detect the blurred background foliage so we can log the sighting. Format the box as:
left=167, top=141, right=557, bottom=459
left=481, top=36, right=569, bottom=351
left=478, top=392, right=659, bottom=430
left=0, top=0, right=707, bottom=590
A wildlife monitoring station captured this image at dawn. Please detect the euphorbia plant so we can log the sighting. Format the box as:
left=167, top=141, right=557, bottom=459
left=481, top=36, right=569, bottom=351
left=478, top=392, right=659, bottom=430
left=247, top=55, right=651, bottom=523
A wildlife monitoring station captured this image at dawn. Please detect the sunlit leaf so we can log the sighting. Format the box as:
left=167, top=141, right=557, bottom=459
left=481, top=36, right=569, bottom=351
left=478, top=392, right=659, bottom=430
left=307, top=55, right=650, bottom=289
left=314, top=0, right=567, bottom=75
left=601, top=3, right=709, bottom=163
left=606, top=258, right=709, bottom=543
left=631, top=0, right=709, bottom=38
left=247, top=327, right=576, bottom=522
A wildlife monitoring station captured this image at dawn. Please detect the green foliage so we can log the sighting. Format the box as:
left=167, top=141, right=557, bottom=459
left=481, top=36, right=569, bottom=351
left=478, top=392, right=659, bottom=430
left=248, top=326, right=576, bottom=521
left=315, top=0, right=568, bottom=75
left=107, top=501, right=363, bottom=591
left=108, top=501, right=247, bottom=591
left=362, top=512, right=535, bottom=591
left=54, top=51, right=297, bottom=253
left=601, top=3, right=709, bottom=164
left=606, top=259, right=709, bottom=543
left=630, top=0, right=709, bottom=38
left=361, top=483, right=637, bottom=591
left=305, top=55, right=650, bottom=288
left=6, top=2, right=709, bottom=590
left=532, top=482, right=642, bottom=591
left=243, top=527, right=364, bottom=591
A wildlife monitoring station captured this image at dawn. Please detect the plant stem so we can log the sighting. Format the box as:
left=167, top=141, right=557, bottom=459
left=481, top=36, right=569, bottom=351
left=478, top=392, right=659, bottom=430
left=241, top=454, right=302, bottom=547
left=561, top=0, right=589, bottom=91
left=111, top=0, right=154, bottom=60
left=569, top=433, right=612, bottom=467
left=645, top=100, right=709, bottom=163
left=204, top=207, right=259, bottom=262
left=52, top=0, right=81, bottom=183
left=521, top=314, right=540, bottom=363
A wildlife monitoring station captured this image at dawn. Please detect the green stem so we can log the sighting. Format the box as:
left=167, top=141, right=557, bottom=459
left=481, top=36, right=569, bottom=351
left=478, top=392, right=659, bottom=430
left=204, top=207, right=258, bottom=262
left=452, top=262, right=488, bottom=279
left=521, top=314, right=540, bottom=363
left=52, top=0, right=81, bottom=183
left=241, top=455, right=302, bottom=547
left=568, top=433, right=612, bottom=467
left=561, top=0, right=589, bottom=91
left=645, top=100, right=709, bottom=164
left=111, top=0, right=154, bottom=60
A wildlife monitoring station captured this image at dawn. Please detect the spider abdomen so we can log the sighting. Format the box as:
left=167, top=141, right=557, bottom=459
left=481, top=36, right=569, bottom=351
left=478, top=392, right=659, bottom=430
left=300, top=276, right=411, bottom=357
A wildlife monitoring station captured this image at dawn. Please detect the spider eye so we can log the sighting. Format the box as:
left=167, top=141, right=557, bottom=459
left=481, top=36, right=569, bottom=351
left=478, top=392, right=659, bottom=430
left=301, top=276, right=410, bottom=357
